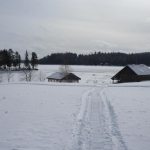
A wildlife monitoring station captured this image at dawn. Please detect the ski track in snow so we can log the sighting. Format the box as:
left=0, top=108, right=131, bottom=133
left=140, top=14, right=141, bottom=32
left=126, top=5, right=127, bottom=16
left=66, top=84, right=128, bottom=150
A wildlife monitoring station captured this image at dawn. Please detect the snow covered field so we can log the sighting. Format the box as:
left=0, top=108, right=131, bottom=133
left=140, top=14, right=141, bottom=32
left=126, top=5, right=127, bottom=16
left=105, top=83, right=150, bottom=150
left=0, top=65, right=150, bottom=150
left=0, top=84, right=90, bottom=150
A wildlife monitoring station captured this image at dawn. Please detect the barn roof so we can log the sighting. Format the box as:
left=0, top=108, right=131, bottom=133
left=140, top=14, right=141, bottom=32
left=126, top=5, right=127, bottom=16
left=47, top=72, right=68, bottom=79
left=112, top=64, right=150, bottom=80
left=128, top=64, right=150, bottom=75
left=47, top=72, right=81, bottom=80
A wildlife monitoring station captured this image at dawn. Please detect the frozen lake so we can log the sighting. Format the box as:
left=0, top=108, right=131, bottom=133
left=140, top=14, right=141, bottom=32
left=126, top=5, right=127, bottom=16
left=38, top=65, right=123, bottom=84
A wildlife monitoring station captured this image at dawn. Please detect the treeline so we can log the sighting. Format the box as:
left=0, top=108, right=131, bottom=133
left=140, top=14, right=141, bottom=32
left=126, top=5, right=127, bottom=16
left=0, top=49, right=21, bottom=69
left=39, top=52, right=150, bottom=66
left=0, top=49, right=38, bottom=70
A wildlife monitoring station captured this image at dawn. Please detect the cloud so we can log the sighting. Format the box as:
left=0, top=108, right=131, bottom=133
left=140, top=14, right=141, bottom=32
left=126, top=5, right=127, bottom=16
left=91, top=40, right=118, bottom=50
left=146, top=17, right=150, bottom=23
left=1, top=0, right=150, bottom=58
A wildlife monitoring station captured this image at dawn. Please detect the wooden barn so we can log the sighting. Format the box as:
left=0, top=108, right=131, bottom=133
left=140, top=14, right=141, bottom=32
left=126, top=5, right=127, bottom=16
left=111, top=64, right=150, bottom=83
left=47, top=72, right=81, bottom=83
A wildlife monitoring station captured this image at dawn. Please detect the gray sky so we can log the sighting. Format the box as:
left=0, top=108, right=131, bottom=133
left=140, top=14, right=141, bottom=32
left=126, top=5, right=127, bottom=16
left=0, top=0, right=150, bottom=58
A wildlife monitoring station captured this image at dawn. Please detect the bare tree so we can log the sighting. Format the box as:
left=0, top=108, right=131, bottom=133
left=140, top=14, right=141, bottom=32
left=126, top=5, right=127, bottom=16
left=37, top=70, right=46, bottom=81
left=0, top=71, right=5, bottom=83
left=20, top=66, right=36, bottom=82
left=59, top=65, right=73, bottom=74
left=59, top=55, right=73, bottom=73
left=6, top=69, right=14, bottom=82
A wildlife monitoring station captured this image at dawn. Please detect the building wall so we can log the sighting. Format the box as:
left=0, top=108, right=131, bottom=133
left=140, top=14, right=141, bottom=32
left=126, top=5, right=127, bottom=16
left=119, top=75, right=150, bottom=83
left=63, top=73, right=80, bottom=80
left=113, top=67, right=136, bottom=82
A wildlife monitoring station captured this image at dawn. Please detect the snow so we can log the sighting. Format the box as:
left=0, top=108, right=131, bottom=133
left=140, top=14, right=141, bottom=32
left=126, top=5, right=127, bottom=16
left=0, top=84, right=89, bottom=150
left=0, top=65, right=150, bottom=150
left=105, top=83, right=150, bottom=150
left=128, top=64, right=150, bottom=75
left=47, top=72, right=68, bottom=79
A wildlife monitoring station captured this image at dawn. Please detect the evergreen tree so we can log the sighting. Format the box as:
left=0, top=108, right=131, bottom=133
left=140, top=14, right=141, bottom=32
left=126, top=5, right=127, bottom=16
left=0, top=51, right=3, bottom=68
left=31, top=52, right=38, bottom=69
left=7, top=49, right=14, bottom=69
left=24, top=51, right=29, bottom=68
left=18, top=54, right=21, bottom=69
left=13, top=51, right=21, bottom=69
left=2, top=49, right=8, bottom=69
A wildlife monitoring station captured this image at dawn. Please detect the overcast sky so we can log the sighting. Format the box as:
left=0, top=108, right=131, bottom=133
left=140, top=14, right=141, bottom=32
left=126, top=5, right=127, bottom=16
left=0, top=0, right=150, bottom=58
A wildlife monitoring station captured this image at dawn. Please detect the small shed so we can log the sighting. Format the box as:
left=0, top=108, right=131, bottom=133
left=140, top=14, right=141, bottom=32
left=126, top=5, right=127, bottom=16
left=111, top=64, right=150, bottom=83
left=47, top=72, right=81, bottom=83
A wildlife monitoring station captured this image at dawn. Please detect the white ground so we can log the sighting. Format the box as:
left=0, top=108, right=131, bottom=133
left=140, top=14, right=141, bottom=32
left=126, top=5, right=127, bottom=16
left=105, top=82, right=150, bottom=150
left=0, top=65, right=150, bottom=150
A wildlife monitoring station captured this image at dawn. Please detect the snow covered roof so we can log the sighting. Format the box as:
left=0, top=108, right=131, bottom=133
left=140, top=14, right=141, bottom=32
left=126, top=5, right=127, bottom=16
left=128, top=64, right=150, bottom=75
left=47, top=72, right=68, bottom=79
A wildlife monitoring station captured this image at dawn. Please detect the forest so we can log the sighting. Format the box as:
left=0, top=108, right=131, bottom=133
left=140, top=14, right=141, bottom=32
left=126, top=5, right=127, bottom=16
left=0, top=49, right=40, bottom=82
left=0, top=49, right=38, bottom=70
left=39, top=52, right=150, bottom=66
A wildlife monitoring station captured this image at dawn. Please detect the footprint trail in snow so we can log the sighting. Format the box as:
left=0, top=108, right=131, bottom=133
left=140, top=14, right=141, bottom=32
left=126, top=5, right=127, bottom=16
left=66, top=85, right=128, bottom=150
